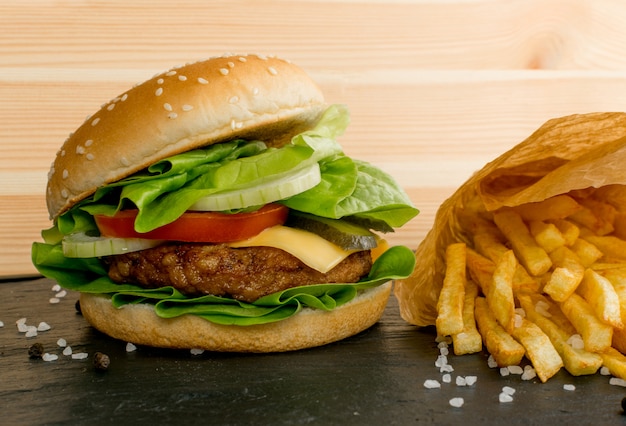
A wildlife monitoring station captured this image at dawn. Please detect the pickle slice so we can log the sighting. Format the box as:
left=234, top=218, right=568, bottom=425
left=286, top=211, right=378, bottom=251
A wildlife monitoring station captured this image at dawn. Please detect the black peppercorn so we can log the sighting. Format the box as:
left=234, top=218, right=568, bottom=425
left=621, top=396, right=626, bottom=413
left=93, top=351, right=110, bottom=371
left=28, top=342, right=44, bottom=359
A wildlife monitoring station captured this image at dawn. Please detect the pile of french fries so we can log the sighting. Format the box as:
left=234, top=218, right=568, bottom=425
left=436, top=185, right=626, bottom=382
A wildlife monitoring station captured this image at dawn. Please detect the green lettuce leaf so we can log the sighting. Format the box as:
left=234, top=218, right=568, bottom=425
left=32, top=242, right=415, bottom=325
left=58, top=104, right=418, bottom=235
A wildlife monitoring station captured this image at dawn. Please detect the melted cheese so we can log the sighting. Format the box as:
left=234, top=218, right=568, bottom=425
left=227, top=225, right=359, bottom=273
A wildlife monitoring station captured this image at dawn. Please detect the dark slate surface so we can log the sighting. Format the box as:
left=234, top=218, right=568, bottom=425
left=1, top=277, right=625, bottom=425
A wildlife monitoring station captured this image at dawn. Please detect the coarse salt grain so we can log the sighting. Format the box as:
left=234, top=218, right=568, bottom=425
left=57, top=338, right=67, bottom=347
left=0, top=321, right=4, bottom=327
left=465, top=376, right=477, bottom=386
left=610, top=377, right=626, bottom=387
left=600, top=366, right=611, bottom=376
left=190, top=348, right=204, bottom=355
left=487, top=355, right=498, bottom=369
left=126, top=342, right=137, bottom=352
left=42, top=353, right=58, bottom=362
left=567, top=334, right=584, bottom=350
left=435, top=355, right=448, bottom=368
left=456, top=376, right=467, bottom=386
left=499, top=392, right=514, bottom=403
left=439, top=346, right=449, bottom=356
left=521, top=366, right=537, bottom=381
left=449, top=397, right=464, bottom=408
left=563, top=384, right=576, bottom=391
left=25, top=327, right=37, bottom=338
left=52, top=284, right=61, bottom=292
left=49, top=298, right=60, bottom=304
left=507, top=365, right=524, bottom=375
left=499, top=367, right=510, bottom=377
left=502, top=386, right=516, bottom=396
left=72, top=352, right=89, bottom=360
left=440, top=364, right=454, bottom=373
left=63, top=346, right=72, bottom=356
left=442, top=374, right=452, bottom=383
left=424, top=379, right=441, bottom=389
left=37, top=322, right=51, bottom=332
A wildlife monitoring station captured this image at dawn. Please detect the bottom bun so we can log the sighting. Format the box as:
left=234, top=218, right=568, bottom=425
left=79, top=282, right=392, bottom=352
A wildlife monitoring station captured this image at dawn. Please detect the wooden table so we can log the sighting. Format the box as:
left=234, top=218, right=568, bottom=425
left=1, top=277, right=624, bottom=425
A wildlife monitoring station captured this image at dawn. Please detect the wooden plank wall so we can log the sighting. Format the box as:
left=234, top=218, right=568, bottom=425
left=3, top=0, right=626, bottom=277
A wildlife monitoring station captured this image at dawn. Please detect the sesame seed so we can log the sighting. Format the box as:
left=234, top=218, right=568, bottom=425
left=227, top=61, right=235, bottom=68
left=62, top=170, right=69, bottom=179
left=229, top=96, right=239, bottom=104
left=107, top=103, right=115, bottom=111
left=238, top=57, right=247, bottom=62
left=85, top=139, right=93, bottom=147
left=121, top=157, right=130, bottom=166
left=157, top=78, right=164, bottom=84
left=178, top=75, right=187, bottom=81
left=166, top=70, right=177, bottom=77
left=121, top=94, right=128, bottom=101
left=198, top=77, right=208, bottom=84
left=168, top=112, right=178, bottom=119
left=91, top=117, right=100, bottom=126
left=163, top=103, right=173, bottom=111
left=155, top=87, right=163, bottom=96
left=76, top=146, right=85, bottom=155
left=61, top=189, right=68, bottom=198
left=257, top=54, right=268, bottom=60
left=61, top=150, right=66, bottom=157
left=182, top=104, right=193, bottom=111
left=219, top=68, right=229, bottom=76
left=268, top=67, right=278, bottom=75
left=230, top=119, right=236, bottom=130
left=86, top=153, right=95, bottom=161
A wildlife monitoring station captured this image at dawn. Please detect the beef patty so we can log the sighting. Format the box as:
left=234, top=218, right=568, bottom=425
left=105, top=244, right=372, bottom=303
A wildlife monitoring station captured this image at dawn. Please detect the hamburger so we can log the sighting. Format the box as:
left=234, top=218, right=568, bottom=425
left=32, top=53, right=418, bottom=352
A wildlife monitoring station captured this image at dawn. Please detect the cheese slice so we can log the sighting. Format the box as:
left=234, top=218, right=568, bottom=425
left=227, top=225, right=359, bottom=273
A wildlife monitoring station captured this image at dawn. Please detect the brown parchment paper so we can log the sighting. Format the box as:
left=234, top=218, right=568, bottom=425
left=395, top=112, right=626, bottom=327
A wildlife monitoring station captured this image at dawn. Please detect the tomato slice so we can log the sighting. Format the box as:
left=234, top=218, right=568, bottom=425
left=94, top=204, right=289, bottom=243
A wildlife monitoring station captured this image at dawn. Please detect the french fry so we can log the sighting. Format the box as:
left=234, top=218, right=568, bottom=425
left=598, top=267, right=626, bottom=325
left=582, top=235, right=626, bottom=261
left=472, top=228, right=538, bottom=293
left=466, top=247, right=495, bottom=293
left=517, top=293, right=602, bottom=376
left=612, top=327, right=626, bottom=355
left=486, top=250, right=516, bottom=332
left=549, top=219, right=580, bottom=247
left=569, top=204, right=614, bottom=236
left=560, top=293, right=613, bottom=353
left=570, top=238, right=603, bottom=267
left=543, top=246, right=585, bottom=302
left=474, top=297, right=525, bottom=367
left=599, top=347, right=626, bottom=380
left=511, top=318, right=563, bottom=382
left=613, top=212, right=626, bottom=241
left=493, top=209, right=552, bottom=276
left=511, top=194, right=582, bottom=221
left=436, top=243, right=466, bottom=336
left=576, top=269, right=623, bottom=329
left=529, top=220, right=566, bottom=253
left=451, top=280, right=483, bottom=355
left=576, top=197, right=617, bottom=236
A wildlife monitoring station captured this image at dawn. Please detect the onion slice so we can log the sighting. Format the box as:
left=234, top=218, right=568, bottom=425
left=189, top=163, right=321, bottom=211
left=62, top=232, right=164, bottom=258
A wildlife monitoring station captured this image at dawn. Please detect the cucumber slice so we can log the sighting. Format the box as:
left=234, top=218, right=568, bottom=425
left=286, top=212, right=378, bottom=251
left=190, top=163, right=321, bottom=211
left=63, top=232, right=164, bottom=258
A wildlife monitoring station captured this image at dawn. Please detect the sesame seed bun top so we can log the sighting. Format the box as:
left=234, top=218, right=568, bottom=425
left=46, top=54, right=326, bottom=220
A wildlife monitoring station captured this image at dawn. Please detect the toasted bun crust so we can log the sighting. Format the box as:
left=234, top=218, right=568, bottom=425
left=79, top=282, right=391, bottom=352
left=47, top=54, right=326, bottom=219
